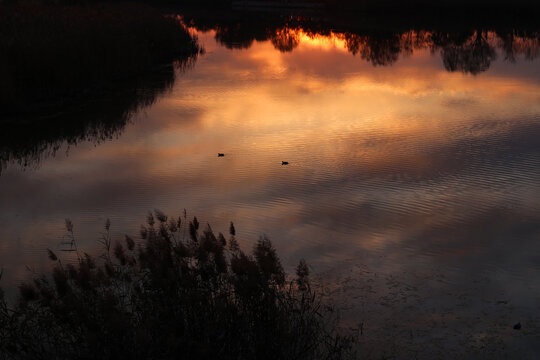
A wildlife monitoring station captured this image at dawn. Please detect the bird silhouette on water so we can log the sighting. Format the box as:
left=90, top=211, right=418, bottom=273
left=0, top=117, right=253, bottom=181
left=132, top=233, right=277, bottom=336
left=217, top=153, right=289, bottom=166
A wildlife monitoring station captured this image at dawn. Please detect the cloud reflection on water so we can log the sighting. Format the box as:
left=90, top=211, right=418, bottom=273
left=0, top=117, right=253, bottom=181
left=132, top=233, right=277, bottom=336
left=1, top=26, right=540, bottom=356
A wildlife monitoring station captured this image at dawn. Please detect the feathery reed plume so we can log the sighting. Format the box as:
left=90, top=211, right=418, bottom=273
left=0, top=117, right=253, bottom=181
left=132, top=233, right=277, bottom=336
left=229, top=221, right=236, bottom=236
left=125, top=235, right=135, bottom=251
left=154, top=209, right=168, bottom=223
left=64, top=219, right=73, bottom=233
left=189, top=221, right=198, bottom=242
left=296, top=259, right=310, bottom=291
left=146, top=212, right=155, bottom=227
left=47, top=249, right=58, bottom=262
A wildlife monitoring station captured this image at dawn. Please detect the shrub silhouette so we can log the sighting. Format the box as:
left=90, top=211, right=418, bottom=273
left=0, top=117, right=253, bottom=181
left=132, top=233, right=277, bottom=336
left=0, top=211, right=355, bottom=360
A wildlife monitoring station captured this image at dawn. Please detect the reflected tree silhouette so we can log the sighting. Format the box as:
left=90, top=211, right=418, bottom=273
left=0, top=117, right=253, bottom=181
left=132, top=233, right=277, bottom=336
left=340, top=33, right=402, bottom=66
left=498, top=31, right=540, bottom=62
left=182, top=9, right=540, bottom=73
left=213, top=18, right=275, bottom=50
left=440, top=31, right=497, bottom=75
left=500, top=32, right=519, bottom=63
left=0, top=3, right=201, bottom=175
left=215, top=24, right=256, bottom=49
left=270, top=27, right=301, bottom=52
left=0, top=59, right=197, bottom=175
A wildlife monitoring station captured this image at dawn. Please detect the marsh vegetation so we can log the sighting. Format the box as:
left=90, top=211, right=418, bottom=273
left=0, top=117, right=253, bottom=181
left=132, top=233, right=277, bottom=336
left=0, top=212, right=355, bottom=359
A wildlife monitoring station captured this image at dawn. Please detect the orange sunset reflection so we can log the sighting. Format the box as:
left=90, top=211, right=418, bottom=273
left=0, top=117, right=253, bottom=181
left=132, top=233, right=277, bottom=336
left=0, top=8, right=540, bottom=356
left=0, top=28, right=539, bottom=305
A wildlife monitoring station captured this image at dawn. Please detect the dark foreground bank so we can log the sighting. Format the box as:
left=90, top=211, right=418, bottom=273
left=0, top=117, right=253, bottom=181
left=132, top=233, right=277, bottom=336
left=0, top=2, right=199, bottom=118
left=0, top=212, right=355, bottom=359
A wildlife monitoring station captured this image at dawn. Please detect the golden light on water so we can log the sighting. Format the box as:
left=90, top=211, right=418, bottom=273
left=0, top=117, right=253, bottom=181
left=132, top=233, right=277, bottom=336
left=1, top=27, right=539, bottom=304
left=296, top=30, right=349, bottom=51
left=1, top=15, right=540, bottom=357
left=159, top=29, right=540, bottom=161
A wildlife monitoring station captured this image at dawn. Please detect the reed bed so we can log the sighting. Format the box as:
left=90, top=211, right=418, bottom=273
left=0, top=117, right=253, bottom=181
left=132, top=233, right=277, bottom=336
left=0, top=211, right=356, bottom=359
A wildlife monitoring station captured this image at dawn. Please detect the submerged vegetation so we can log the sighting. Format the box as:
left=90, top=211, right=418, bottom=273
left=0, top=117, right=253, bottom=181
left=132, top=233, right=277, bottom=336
left=0, top=2, right=199, bottom=118
left=0, top=211, right=355, bottom=359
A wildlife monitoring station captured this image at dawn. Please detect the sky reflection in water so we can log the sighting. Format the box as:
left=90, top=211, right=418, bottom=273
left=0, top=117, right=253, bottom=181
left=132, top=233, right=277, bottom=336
left=1, top=28, right=540, bottom=357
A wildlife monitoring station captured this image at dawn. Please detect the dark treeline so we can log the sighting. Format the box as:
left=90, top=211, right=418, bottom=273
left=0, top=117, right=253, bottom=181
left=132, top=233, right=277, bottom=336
left=0, top=2, right=199, bottom=119
left=322, top=0, right=540, bottom=13
left=0, top=61, right=196, bottom=175
left=0, top=212, right=356, bottom=359
left=167, top=0, right=540, bottom=16
left=0, top=0, right=200, bottom=173
left=181, top=7, right=540, bottom=73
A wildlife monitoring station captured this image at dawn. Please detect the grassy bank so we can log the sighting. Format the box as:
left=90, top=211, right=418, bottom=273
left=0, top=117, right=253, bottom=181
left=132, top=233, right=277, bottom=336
left=0, top=2, right=199, bottom=118
left=0, top=212, right=355, bottom=359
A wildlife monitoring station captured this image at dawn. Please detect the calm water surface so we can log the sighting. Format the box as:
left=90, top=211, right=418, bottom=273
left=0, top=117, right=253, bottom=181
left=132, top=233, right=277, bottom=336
left=1, top=26, right=540, bottom=357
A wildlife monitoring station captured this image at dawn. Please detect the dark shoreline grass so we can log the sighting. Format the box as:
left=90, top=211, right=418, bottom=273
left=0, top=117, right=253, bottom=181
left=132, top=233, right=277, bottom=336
left=0, top=212, right=356, bottom=359
left=0, top=2, right=200, bottom=119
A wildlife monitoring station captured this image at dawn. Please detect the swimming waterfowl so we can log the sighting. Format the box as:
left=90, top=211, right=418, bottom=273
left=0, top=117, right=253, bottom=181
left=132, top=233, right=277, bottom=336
left=282, top=161, right=289, bottom=165
left=218, top=153, right=225, bottom=157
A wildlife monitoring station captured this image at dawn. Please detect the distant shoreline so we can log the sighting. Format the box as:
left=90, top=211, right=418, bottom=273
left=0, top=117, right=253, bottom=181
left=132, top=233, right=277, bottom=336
left=232, top=0, right=324, bottom=11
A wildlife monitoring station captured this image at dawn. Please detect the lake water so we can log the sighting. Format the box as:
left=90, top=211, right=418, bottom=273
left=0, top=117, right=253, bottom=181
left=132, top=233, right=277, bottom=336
left=1, top=23, right=540, bottom=357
